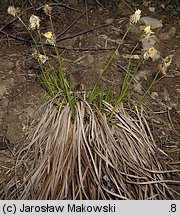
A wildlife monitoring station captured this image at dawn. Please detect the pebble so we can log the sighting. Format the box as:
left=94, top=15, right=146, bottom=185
left=141, top=35, right=158, bottom=50
left=105, top=18, right=113, bottom=24
left=133, top=82, right=144, bottom=95
left=159, top=27, right=176, bottom=41
left=0, top=60, right=14, bottom=72
left=6, top=122, right=23, bottom=144
left=0, top=81, right=8, bottom=99
left=0, top=78, right=15, bottom=99
left=25, top=107, right=36, bottom=119
left=140, top=16, right=163, bottom=29
left=149, top=7, right=155, bottom=13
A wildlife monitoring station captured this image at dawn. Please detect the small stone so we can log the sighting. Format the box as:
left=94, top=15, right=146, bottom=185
left=1, top=97, right=9, bottom=107
left=6, top=122, right=23, bottom=144
left=8, top=77, right=15, bottom=86
left=159, top=27, right=176, bottom=41
left=0, top=60, right=14, bottom=72
left=140, top=16, right=163, bottom=29
left=135, top=70, right=148, bottom=81
left=133, top=82, right=144, bottom=94
left=0, top=81, right=8, bottom=99
left=149, top=7, right=155, bottom=13
left=105, top=18, right=113, bottom=24
left=25, top=107, right=36, bottom=119
left=141, top=35, right=158, bottom=50
left=87, top=54, right=94, bottom=64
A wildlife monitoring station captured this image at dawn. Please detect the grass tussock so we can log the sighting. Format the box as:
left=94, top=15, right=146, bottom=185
left=4, top=6, right=180, bottom=200
left=5, top=99, right=179, bottom=200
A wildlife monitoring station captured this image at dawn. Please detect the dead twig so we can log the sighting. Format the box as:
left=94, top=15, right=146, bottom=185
left=0, top=17, right=18, bottom=31
left=0, top=29, right=31, bottom=44
left=84, top=0, right=89, bottom=27
left=55, top=46, right=116, bottom=51
left=56, top=11, right=86, bottom=39
left=0, top=29, right=116, bottom=51
left=36, top=3, right=82, bottom=13
left=57, top=23, right=111, bottom=42
left=121, top=0, right=134, bottom=12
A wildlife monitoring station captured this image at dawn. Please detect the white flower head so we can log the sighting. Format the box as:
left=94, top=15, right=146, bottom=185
left=43, top=4, right=52, bottom=16
left=160, top=55, right=173, bottom=75
left=29, top=15, right=41, bottom=30
left=144, top=25, right=154, bottom=37
left=143, top=47, right=160, bottom=61
left=43, top=31, right=56, bottom=45
left=163, top=55, right=173, bottom=68
left=7, top=6, right=19, bottom=17
left=32, top=49, right=48, bottom=64
left=38, top=54, right=48, bottom=64
left=130, top=9, right=141, bottom=24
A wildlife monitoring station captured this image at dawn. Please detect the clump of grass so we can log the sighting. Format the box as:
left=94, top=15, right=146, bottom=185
left=4, top=6, right=180, bottom=199
left=7, top=6, right=172, bottom=114
left=6, top=99, right=180, bottom=199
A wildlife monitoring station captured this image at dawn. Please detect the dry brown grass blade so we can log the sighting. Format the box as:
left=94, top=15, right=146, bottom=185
left=3, top=99, right=180, bottom=199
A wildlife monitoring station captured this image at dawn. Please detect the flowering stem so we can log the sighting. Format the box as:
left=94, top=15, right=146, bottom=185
left=38, top=30, right=61, bottom=92
left=129, top=69, right=161, bottom=113
left=49, top=15, right=55, bottom=35
left=88, top=24, right=132, bottom=103
left=17, top=15, right=39, bottom=51
left=109, top=43, right=141, bottom=119
left=121, top=43, right=139, bottom=93
left=53, top=43, right=74, bottom=112
left=37, top=30, right=46, bottom=55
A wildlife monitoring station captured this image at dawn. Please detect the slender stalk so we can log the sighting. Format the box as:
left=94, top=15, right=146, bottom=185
left=37, top=30, right=46, bottom=55
left=48, top=15, right=74, bottom=112
left=121, top=43, right=139, bottom=93
left=110, top=43, right=141, bottom=119
left=130, top=69, right=161, bottom=113
left=37, top=30, right=61, bottom=92
left=49, top=15, right=55, bottom=35
left=17, top=15, right=39, bottom=51
left=88, top=25, right=132, bottom=103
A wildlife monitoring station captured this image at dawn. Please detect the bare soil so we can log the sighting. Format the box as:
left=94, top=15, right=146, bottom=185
left=0, top=0, right=179, bottom=199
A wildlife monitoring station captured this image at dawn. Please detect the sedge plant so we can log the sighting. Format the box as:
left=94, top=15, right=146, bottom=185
left=8, top=5, right=76, bottom=113
left=8, top=5, right=175, bottom=133
left=7, top=6, right=142, bottom=115
left=7, top=6, right=171, bottom=117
